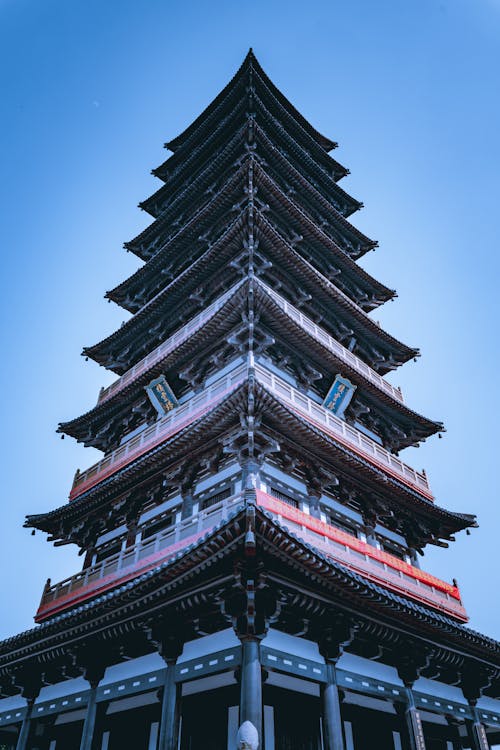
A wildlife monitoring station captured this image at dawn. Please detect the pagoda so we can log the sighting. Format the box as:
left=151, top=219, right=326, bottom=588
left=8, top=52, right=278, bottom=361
left=0, top=50, right=498, bottom=750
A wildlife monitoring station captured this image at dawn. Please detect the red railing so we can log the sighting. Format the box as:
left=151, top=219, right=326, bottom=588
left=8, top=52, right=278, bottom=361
left=36, top=495, right=243, bottom=622
left=36, top=491, right=467, bottom=624
left=256, top=491, right=467, bottom=621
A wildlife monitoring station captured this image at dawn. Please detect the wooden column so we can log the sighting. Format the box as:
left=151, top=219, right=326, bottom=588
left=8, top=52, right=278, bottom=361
left=15, top=678, right=40, bottom=750
left=400, top=684, right=427, bottom=750
left=79, top=665, right=105, bottom=750
left=321, top=660, right=345, bottom=750
left=239, top=637, right=263, bottom=746
left=318, top=621, right=357, bottom=750
left=465, top=703, right=491, bottom=750
left=15, top=696, right=36, bottom=750
left=461, top=673, right=492, bottom=750
left=397, top=660, right=427, bottom=750
left=180, top=487, right=194, bottom=520
left=158, top=657, right=181, bottom=750
left=361, top=509, right=378, bottom=548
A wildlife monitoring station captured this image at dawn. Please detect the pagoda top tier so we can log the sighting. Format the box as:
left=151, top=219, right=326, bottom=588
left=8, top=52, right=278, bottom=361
left=165, top=49, right=339, bottom=156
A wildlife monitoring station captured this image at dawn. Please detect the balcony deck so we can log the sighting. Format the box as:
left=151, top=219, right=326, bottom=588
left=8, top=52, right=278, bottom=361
left=253, top=363, right=431, bottom=499
left=97, top=284, right=242, bottom=405
left=256, top=492, right=466, bottom=621
left=262, top=282, right=404, bottom=403
left=36, top=493, right=467, bottom=624
left=70, top=363, right=432, bottom=502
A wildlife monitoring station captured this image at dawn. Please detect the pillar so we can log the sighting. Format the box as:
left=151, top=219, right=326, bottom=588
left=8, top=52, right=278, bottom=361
left=79, top=665, right=105, bottom=750
left=398, top=683, right=426, bottom=750
left=361, top=510, right=378, bottom=548
left=409, top=548, right=421, bottom=570
left=15, top=696, right=36, bottom=750
left=239, top=637, right=263, bottom=746
left=465, top=702, right=490, bottom=750
left=158, top=658, right=181, bottom=750
left=321, top=660, right=345, bottom=750
left=180, top=487, right=194, bottom=520
left=241, top=460, right=261, bottom=491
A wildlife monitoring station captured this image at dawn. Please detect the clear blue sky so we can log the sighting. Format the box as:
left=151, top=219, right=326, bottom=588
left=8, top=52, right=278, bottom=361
left=1, top=0, right=499, bottom=641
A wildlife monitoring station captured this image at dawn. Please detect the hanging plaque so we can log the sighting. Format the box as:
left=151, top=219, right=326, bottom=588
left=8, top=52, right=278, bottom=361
left=145, top=375, right=178, bottom=416
left=323, top=375, right=356, bottom=418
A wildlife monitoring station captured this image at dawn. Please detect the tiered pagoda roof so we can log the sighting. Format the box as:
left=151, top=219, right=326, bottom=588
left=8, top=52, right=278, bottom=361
left=25, top=49, right=478, bottom=633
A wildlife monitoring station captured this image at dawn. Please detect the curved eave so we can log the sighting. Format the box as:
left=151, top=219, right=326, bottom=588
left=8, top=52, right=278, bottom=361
left=256, top=214, right=418, bottom=368
left=143, top=112, right=361, bottom=222
left=27, top=383, right=253, bottom=533
left=27, top=380, right=473, bottom=540
left=254, top=387, right=474, bottom=535
left=254, top=160, right=377, bottom=259
left=61, top=278, right=435, bottom=449
left=86, top=218, right=415, bottom=377
left=6, top=508, right=498, bottom=673
left=123, top=158, right=248, bottom=262
left=86, top=214, right=246, bottom=370
left=166, top=50, right=337, bottom=157
left=255, top=282, right=442, bottom=442
left=60, top=282, right=249, bottom=441
left=140, top=116, right=250, bottom=217
left=88, top=210, right=415, bottom=376
left=114, top=164, right=391, bottom=316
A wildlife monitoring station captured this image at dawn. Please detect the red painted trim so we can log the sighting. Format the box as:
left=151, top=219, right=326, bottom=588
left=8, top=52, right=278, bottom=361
left=35, top=527, right=213, bottom=623
left=256, top=491, right=463, bottom=604
left=285, top=406, right=434, bottom=501
left=69, top=383, right=241, bottom=501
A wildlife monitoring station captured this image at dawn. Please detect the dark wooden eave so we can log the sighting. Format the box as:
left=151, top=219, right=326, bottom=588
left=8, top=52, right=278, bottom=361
left=62, top=279, right=438, bottom=452
left=28, top=379, right=474, bottom=544
left=165, top=50, right=339, bottom=156
left=4, top=507, right=500, bottom=694
left=86, top=208, right=414, bottom=376
left=127, top=148, right=375, bottom=265
left=114, top=156, right=391, bottom=315
left=141, top=102, right=361, bottom=222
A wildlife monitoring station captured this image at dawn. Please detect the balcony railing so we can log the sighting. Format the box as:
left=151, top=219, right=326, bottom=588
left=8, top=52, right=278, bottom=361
left=256, top=492, right=467, bottom=621
left=253, top=363, right=432, bottom=499
left=71, top=361, right=431, bottom=503
left=70, top=363, right=248, bottom=500
left=97, top=283, right=243, bottom=405
left=36, top=491, right=466, bottom=624
left=262, top=281, right=404, bottom=403
left=36, top=494, right=244, bottom=622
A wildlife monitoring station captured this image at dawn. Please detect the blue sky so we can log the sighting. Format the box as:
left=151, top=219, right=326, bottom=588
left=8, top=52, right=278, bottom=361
left=1, top=0, right=499, bottom=641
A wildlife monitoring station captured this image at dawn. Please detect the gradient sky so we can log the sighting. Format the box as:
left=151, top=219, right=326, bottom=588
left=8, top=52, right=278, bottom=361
left=1, top=0, right=499, bottom=642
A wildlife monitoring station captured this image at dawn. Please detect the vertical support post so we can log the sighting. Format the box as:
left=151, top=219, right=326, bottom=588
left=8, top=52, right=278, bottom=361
left=308, top=489, right=322, bottom=519
left=79, top=680, right=99, bottom=750
left=180, top=487, right=194, bottom=520
left=461, top=673, right=492, bottom=750
left=321, top=660, right=345, bottom=750
left=361, top=509, right=378, bottom=548
left=15, top=696, right=36, bottom=750
left=400, top=684, right=426, bottom=750
left=158, top=658, right=181, bottom=750
left=79, top=665, right=105, bottom=750
left=239, top=637, right=263, bottom=746
left=409, top=549, right=421, bottom=569
left=465, top=703, right=490, bottom=750
left=241, top=460, right=261, bottom=492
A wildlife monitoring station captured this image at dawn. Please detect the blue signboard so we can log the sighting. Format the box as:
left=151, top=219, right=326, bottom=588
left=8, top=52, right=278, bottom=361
left=323, top=374, right=356, bottom=418
left=145, top=375, right=178, bottom=416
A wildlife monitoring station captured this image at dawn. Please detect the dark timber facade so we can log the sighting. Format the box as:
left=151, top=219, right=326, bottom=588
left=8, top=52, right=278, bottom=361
left=1, top=50, right=499, bottom=750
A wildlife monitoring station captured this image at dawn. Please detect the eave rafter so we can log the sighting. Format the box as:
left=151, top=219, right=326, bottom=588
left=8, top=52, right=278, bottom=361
left=4, top=509, right=499, bottom=697
left=29, top=377, right=471, bottom=549
left=85, top=199, right=414, bottom=377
